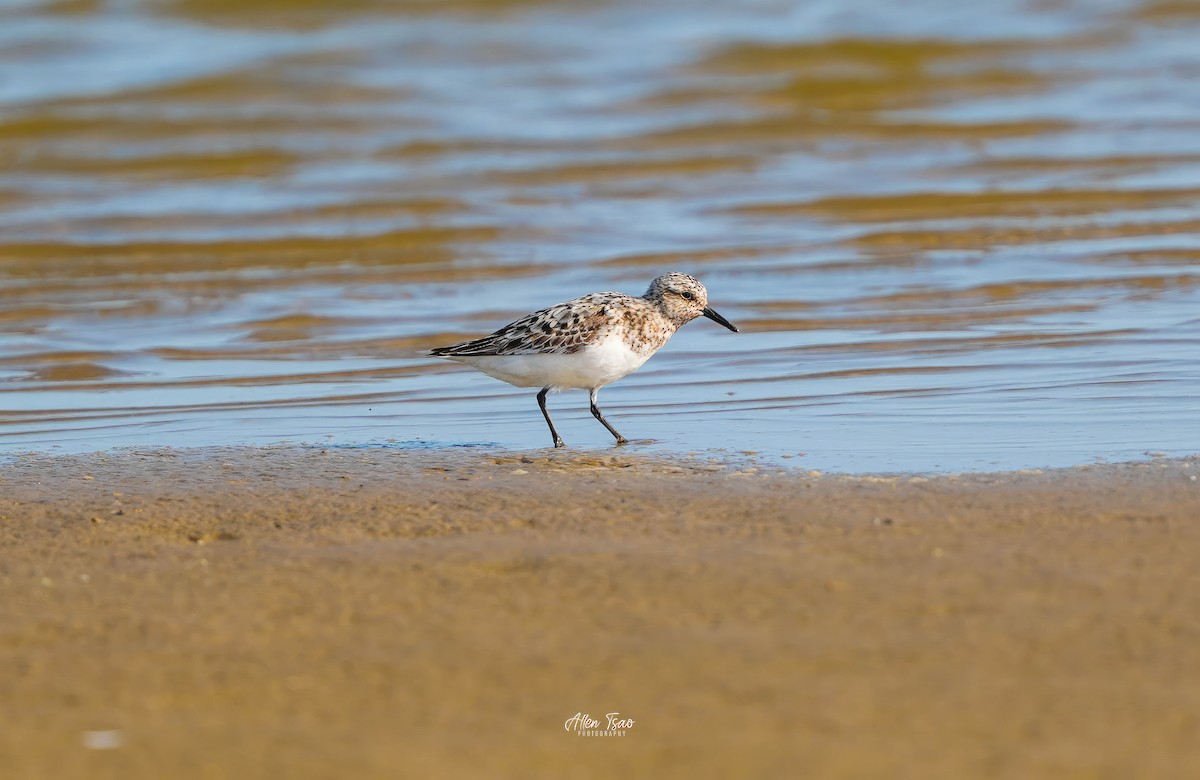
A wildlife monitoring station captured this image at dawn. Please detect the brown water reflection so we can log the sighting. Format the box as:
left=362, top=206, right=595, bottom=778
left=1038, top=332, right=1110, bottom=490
left=0, top=0, right=1197, bottom=470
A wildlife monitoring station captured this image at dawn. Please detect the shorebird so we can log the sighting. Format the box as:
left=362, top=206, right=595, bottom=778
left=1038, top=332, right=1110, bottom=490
left=431, top=272, right=738, bottom=447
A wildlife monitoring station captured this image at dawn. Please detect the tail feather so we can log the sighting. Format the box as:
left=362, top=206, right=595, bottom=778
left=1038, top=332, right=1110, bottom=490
left=430, top=334, right=504, bottom=357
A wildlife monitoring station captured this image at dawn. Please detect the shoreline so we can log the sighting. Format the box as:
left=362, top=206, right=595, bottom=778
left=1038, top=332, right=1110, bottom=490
left=3, top=447, right=1199, bottom=778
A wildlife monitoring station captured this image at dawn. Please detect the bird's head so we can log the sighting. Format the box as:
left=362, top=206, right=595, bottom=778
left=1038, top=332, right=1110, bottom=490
left=645, top=272, right=738, bottom=332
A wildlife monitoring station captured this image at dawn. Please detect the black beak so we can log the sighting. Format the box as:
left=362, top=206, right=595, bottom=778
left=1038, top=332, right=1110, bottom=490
left=702, top=306, right=738, bottom=333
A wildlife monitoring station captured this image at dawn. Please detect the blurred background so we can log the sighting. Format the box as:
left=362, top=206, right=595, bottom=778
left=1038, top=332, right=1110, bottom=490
left=0, top=0, right=1197, bottom=471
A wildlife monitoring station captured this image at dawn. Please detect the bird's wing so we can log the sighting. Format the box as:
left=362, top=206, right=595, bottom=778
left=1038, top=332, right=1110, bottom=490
left=430, top=292, right=631, bottom=357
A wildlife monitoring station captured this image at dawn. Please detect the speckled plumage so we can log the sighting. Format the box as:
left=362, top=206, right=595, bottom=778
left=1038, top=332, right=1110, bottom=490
left=431, top=272, right=738, bottom=448
left=432, top=280, right=700, bottom=358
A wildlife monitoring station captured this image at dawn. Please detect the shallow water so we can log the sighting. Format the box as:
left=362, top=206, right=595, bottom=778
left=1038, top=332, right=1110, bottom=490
left=1, top=0, right=1197, bottom=472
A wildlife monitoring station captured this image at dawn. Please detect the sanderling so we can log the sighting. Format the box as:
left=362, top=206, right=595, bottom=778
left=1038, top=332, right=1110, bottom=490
left=431, top=272, right=738, bottom=448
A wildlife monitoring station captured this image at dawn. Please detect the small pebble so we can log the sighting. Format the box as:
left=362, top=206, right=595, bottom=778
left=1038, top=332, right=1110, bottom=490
left=82, top=730, right=123, bottom=750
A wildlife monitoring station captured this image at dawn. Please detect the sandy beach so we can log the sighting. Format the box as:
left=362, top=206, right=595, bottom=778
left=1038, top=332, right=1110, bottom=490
left=5, top=0, right=1199, bottom=777
left=2, top=448, right=1198, bottom=778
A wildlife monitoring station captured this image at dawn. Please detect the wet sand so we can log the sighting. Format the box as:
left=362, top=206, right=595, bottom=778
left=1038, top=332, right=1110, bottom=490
left=2, top=448, right=1199, bottom=779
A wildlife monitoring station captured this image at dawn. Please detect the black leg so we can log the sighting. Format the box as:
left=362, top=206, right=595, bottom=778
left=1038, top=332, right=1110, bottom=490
left=537, top=387, right=565, bottom=448
left=589, top=388, right=628, bottom=445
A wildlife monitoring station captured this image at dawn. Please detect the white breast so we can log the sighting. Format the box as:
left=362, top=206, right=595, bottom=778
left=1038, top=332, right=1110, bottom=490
left=451, top=333, right=652, bottom=390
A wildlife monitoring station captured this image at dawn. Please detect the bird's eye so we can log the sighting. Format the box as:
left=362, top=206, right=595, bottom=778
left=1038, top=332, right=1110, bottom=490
left=680, top=291, right=694, bottom=300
